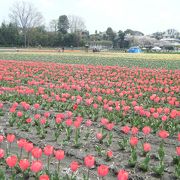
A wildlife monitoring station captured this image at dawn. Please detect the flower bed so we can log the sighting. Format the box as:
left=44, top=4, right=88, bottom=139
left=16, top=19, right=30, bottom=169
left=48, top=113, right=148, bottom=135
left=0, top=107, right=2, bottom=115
left=0, top=60, right=179, bottom=179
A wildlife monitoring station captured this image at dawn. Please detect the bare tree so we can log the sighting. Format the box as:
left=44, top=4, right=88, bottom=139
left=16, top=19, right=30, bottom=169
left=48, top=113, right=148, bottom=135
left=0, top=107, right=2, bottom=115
left=68, top=15, right=86, bottom=33
left=165, top=29, right=179, bottom=38
left=9, top=1, right=44, bottom=47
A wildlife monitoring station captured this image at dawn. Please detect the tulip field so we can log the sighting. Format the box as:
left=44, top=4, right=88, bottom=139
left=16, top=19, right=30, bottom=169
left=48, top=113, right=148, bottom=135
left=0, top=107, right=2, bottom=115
left=0, top=52, right=180, bottom=180
left=0, top=51, right=180, bottom=69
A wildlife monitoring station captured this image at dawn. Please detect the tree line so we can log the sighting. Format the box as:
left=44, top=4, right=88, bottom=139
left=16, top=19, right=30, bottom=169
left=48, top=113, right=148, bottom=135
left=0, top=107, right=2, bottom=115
left=0, top=21, right=144, bottom=48
left=0, top=1, right=179, bottom=49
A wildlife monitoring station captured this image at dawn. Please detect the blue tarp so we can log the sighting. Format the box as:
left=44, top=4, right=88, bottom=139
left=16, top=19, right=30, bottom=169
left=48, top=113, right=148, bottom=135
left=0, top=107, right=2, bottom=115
left=128, top=47, right=142, bottom=53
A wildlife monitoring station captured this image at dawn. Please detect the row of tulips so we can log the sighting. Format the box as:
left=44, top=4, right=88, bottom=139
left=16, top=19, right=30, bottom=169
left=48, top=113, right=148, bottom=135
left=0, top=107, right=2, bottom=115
left=1, top=87, right=179, bottom=135
left=3, top=103, right=179, bottom=145
left=0, top=134, right=129, bottom=180
left=0, top=101, right=179, bottom=143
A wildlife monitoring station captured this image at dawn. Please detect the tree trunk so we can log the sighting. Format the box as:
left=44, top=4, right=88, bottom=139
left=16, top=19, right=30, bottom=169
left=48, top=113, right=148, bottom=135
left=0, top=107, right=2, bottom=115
left=27, top=30, right=29, bottom=47
left=24, top=29, right=27, bottom=48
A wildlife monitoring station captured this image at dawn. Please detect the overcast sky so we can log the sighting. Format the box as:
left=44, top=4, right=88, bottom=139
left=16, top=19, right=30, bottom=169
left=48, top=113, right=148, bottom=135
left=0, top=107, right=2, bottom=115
left=0, top=0, right=180, bottom=34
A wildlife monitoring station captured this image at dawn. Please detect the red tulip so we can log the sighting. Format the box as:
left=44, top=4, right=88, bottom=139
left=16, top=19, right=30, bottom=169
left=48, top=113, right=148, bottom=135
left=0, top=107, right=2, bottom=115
left=96, top=133, right=103, bottom=140
left=131, top=127, right=139, bottom=135
left=117, top=169, right=128, bottom=180
left=116, top=106, right=120, bottom=111
left=145, top=111, right=151, bottom=118
left=17, top=138, right=27, bottom=148
left=176, top=147, right=180, bottom=156
left=178, top=133, right=180, bottom=141
left=131, top=101, right=137, bottom=106
left=34, top=103, right=40, bottom=109
left=7, top=134, right=15, bottom=143
left=134, top=106, right=140, bottom=112
left=0, top=135, right=4, bottom=143
left=152, top=112, right=159, bottom=119
left=26, top=118, right=32, bottom=123
left=97, top=164, right=109, bottom=177
left=158, top=130, right=169, bottom=139
left=142, top=126, right=151, bottom=135
left=106, top=123, right=114, bottom=131
left=108, top=106, right=113, bottom=111
left=40, top=118, right=46, bottom=125
left=66, top=111, right=73, bottom=118
left=24, top=103, right=30, bottom=110
left=44, top=145, right=54, bottom=156
left=0, top=148, right=5, bottom=158
left=54, top=150, right=65, bottom=160
left=150, top=107, right=155, bottom=113
left=84, top=155, right=95, bottom=168
left=24, top=142, right=33, bottom=153
left=34, top=114, right=41, bottom=120
left=101, top=118, right=109, bottom=126
left=107, top=150, right=113, bottom=158
left=70, top=161, right=79, bottom=172
left=0, top=103, right=3, bottom=108
left=65, top=119, right=72, bottom=126
left=157, top=107, right=163, bottom=114
left=39, top=174, right=50, bottom=180
left=10, top=108, right=16, bottom=113
left=17, top=111, right=23, bottom=117
left=170, top=110, right=177, bottom=119
left=93, top=103, right=98, bottom=109
left=44, top=112, right=50, bottom=118
left=143, top=143, right=151, bottom=152
left=130, top=136, right=138, bottom=147
left=19, top=159, right=30, bottom=171
left=73, top=103, right=78, bottom=110
left=73, top=120, right=81, bottom=128
left=30, top=160, right=43, bottom=173
left=6, top=155, right=18, bottom=168
left=85, top=120, right=92, bottom=127
left=31, top=147, right=42, bottom=159
left=56, top=117, right=62, bottom=124
left=76, top=116, right=83, bottom=123
left=161, top=115, right=167, bottom=122
left=121, top=126, right=130, bottom=134
left=13, top=102, right=18, bottom=107
left=164, top=107, right=170, bottom=114
left=97, top=96, right=102, bottom=102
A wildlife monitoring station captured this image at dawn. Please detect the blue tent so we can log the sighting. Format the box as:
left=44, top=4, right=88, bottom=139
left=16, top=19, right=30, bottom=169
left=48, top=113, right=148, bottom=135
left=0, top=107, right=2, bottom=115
left=128, top=47, right=142, bottom=53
